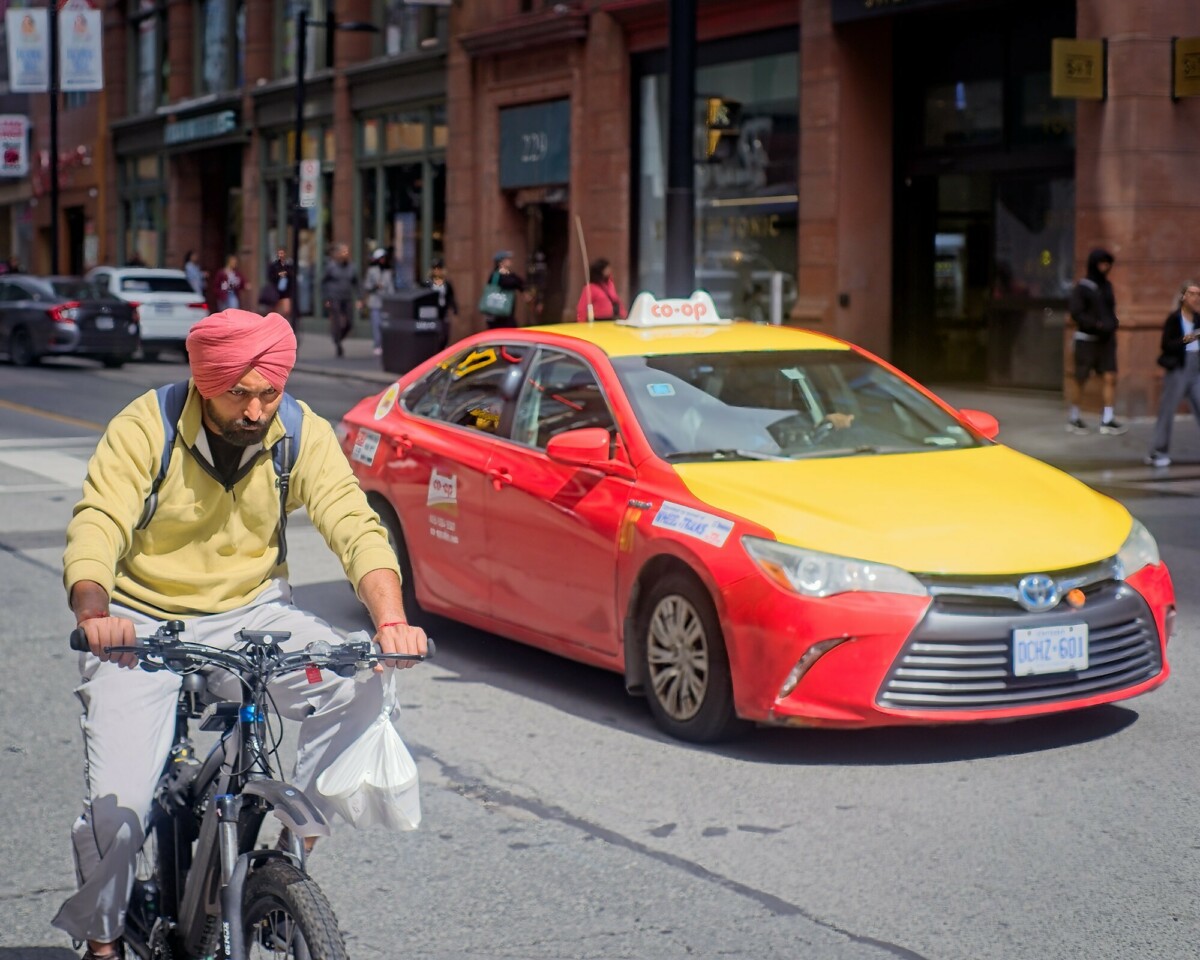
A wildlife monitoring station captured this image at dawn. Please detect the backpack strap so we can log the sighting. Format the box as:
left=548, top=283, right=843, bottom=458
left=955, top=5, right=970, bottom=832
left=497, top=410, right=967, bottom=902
left=137, top=384, right=305, bottom=568
left=271, top=393, right=304, bottom=565
left=137, top=380, right=190, bottom=530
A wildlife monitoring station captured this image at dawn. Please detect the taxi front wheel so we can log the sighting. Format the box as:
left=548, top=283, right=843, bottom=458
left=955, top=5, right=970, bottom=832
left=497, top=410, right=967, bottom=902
left=639, top=573, right=747, bottom=743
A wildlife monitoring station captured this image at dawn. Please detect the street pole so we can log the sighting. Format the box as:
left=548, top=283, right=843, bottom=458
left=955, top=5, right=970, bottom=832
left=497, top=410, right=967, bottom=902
left=291, top=9, right=306, bottom=331
left=664, top=0, right=695, bottom=299
left=49, top=1, right=59, bottom=275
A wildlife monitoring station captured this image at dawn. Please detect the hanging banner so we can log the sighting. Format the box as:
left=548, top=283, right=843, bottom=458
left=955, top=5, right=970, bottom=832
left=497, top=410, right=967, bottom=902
left=59, top=6, right=104, bottom=92
left=0, top=115, right=29, bottom=177
left=5, top=8, right=50, bottom=93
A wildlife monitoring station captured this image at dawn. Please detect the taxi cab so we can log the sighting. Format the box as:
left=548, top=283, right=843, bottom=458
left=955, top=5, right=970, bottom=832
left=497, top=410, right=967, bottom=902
left=338, top=292, right=1174, bottom=742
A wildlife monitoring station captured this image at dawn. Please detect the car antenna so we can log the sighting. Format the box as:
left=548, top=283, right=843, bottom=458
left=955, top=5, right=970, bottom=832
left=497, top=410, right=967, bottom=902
left=574, top=214, right=594, bottom=323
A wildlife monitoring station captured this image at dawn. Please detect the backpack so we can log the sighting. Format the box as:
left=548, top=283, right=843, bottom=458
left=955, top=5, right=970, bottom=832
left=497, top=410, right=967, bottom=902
left=1071, top=278, right=1117, bottom=336
left=136, top=380, right=304, bottom=564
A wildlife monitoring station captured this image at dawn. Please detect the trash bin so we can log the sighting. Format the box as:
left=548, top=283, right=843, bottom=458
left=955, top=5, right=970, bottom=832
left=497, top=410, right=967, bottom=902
left=380, top=289, right=444, bottom=375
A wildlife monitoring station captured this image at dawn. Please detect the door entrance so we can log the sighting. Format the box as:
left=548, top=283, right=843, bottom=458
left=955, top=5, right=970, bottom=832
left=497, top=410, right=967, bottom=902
left=895, top=172, right=1074, bottom=387
left=519, top=200, right=569, bottom=325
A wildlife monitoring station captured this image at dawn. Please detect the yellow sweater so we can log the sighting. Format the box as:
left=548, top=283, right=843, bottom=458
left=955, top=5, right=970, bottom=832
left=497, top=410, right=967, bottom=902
left=63, top=383, right=401, bottom=619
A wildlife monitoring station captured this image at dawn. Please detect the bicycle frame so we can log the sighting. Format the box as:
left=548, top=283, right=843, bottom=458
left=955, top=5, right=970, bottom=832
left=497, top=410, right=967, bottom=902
left=125, top=629, right=332, bottom=960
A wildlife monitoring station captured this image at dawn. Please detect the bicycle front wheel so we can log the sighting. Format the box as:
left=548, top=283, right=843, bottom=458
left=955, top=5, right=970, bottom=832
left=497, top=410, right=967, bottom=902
left=243, top=859, right=347, bottom=960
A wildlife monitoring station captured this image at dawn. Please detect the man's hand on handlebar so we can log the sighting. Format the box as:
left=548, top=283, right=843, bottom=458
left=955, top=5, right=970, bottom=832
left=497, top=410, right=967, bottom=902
left=77, top=615, right=139, bottom=669
left=373, top=621, right=428, bottom=671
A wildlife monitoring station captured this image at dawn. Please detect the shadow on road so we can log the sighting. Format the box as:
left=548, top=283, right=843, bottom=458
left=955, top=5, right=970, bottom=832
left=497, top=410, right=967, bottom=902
left=311, top=586, right=1146, bottom=765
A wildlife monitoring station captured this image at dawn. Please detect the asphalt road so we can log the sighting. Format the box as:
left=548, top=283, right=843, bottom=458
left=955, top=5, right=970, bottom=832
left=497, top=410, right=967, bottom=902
left=1, top=357, right=1197, bottom=960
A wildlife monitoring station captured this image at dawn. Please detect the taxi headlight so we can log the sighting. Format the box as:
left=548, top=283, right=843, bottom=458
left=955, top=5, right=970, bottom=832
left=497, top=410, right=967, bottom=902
left=1115, top=519, right=1160, bottom=579
left=742, top=537, right=927, bottom=598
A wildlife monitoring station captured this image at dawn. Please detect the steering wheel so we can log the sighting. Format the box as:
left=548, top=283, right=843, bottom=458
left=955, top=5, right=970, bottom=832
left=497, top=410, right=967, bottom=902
left=806, top=418, right=836, bottom=446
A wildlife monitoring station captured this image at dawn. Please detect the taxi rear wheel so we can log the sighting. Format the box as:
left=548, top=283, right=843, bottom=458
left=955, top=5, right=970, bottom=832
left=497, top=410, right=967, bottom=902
left=639, top=573, right=745, bottom=743
left=369, top=495, right=425, bottom=625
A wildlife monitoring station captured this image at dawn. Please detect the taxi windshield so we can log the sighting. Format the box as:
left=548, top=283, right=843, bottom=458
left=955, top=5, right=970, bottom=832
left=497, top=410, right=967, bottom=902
left=612, top=350, right=984, bottom=461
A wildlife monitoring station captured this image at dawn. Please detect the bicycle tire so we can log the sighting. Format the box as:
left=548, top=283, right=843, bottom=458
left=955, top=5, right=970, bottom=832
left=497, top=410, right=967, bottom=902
left=242, top=859, right=347, bottom=960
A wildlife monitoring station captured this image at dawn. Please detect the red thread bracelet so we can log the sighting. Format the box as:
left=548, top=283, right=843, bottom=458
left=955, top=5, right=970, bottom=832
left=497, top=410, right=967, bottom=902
left=377, top=620, right=408, bottom=629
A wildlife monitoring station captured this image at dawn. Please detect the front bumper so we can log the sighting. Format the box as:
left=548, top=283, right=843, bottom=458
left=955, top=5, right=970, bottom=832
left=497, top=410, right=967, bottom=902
left=723, top=563, right=1173, bottom=728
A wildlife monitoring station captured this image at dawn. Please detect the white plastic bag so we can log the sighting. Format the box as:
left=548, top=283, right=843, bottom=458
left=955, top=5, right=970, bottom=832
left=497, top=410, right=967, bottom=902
left=315, top=670, right=421, bottom=830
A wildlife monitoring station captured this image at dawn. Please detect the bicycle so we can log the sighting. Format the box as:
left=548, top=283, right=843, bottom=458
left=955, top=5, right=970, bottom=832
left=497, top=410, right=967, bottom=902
left=68, top=620, right=433, bottom=960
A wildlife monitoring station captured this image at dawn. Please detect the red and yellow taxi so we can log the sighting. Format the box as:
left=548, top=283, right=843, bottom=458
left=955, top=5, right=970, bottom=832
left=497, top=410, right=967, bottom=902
left=338, top=292, right=1174, bottom=742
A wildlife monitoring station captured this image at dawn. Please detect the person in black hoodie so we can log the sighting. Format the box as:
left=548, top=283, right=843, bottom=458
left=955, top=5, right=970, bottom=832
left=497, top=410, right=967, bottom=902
left=1145, top=279, right=1200, bottom=467
left=1065, top=248, right=1126, bottom=435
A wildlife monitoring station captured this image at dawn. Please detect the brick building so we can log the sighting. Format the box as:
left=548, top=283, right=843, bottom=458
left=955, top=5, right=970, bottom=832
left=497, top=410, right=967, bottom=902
left=28, top=0, right=448, bottom=317
left=450, top=0, right=1200, bottom=412
left=19, top=0, right=1200, bottom=410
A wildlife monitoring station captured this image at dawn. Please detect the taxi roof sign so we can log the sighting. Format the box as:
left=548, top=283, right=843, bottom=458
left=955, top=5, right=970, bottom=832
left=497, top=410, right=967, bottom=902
left=618, top=291, right=729, bottom=328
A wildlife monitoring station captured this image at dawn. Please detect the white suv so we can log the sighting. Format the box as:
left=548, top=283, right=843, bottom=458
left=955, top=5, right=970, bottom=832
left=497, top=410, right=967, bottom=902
left=87, top=267, right=208, bottom=360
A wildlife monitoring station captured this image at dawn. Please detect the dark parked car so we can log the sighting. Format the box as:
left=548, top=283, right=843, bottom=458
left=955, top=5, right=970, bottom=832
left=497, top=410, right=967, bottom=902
left=0, top=275, right=140, bottom=368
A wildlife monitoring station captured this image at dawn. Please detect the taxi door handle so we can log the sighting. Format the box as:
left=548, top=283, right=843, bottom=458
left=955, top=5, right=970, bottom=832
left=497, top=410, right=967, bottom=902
left=391, top=434, right=414, bottom=457
left=488, top=468, right=513, bottom=491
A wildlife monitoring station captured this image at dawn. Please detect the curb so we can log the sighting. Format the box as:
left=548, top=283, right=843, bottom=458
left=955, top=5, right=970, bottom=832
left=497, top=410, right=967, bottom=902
left=293, top=362, right=396, bottom=386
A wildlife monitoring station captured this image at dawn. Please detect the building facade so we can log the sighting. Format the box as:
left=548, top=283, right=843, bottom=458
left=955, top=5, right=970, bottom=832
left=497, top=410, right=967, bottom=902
left=28, top=0, right=448, bottom=315
left=450, top=0, right=1200, bottom=412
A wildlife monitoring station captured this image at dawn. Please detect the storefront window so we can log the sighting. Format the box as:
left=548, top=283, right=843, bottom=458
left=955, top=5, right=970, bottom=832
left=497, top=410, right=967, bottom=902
left=637, top=46, right=799, bottom=323
left=357, top=107, right=446, bottom=289
left=924, top=79, right=1003, bottom=148
left=122, top=196, right=162, bottom=266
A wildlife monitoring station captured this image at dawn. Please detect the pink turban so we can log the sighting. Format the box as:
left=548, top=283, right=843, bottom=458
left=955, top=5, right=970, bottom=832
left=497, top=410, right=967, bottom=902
left=185, top=309, right=297, bottom=399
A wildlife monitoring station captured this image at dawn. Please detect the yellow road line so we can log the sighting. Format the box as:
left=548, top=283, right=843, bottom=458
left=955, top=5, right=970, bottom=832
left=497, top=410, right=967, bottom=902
left=0, top=397, right=105, bottom=431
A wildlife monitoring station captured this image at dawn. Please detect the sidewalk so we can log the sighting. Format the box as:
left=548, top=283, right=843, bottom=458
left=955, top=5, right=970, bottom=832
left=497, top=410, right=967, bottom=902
left=293, top=332, right=1200, bottom=478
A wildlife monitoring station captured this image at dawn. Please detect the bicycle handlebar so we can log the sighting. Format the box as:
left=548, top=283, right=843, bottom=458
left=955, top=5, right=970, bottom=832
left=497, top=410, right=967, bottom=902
left=68, top=626, right=435, bottom=675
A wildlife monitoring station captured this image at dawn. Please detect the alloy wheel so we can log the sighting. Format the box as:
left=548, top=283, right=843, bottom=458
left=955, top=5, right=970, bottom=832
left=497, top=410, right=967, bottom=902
left=646, top=594, right=710, bottom=722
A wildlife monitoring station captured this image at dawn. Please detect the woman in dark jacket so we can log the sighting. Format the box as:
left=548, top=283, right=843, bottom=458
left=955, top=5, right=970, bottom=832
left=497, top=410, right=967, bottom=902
left=1146, top=279, right=1200, bottom=467
left=481, top=250, right=527, bottom=329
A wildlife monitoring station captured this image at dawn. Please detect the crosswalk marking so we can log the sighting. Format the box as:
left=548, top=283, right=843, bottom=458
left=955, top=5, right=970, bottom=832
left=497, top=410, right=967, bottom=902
left=0, top=449, right=89, bottom=489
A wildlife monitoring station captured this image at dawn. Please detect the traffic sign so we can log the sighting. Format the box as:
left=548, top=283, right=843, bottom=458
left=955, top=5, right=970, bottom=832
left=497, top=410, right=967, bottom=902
left=299, top=159, right=320, bottom=209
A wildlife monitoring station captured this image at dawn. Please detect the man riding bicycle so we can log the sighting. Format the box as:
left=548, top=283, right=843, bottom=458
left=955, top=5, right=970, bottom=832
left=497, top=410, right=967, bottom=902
left=52, top=309, right=428, bottom=960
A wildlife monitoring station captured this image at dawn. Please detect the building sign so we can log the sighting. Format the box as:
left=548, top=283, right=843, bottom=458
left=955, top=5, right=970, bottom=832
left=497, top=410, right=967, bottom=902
left=499, top=99, right=570, bottom=189
left=1173, top=37, right=1200, bottom=100
left=164, top=110, right=238, bottom=146
left=299, top=159, right=320, bottom=209
left=58, top=3, right=103, bottom=92
left=5, top=8, right=49, bottom=92
left=0, top=115, right=29, bottom=177
left=1051, top=38, right=1106, bottom=101
left=831, top=0, right=958, bottom=23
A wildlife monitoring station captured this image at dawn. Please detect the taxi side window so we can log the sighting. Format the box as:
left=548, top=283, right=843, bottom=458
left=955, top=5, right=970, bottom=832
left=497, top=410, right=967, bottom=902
left=512, top=350, right=616, bottom=449
left=435, top=343, right=529, bottom=434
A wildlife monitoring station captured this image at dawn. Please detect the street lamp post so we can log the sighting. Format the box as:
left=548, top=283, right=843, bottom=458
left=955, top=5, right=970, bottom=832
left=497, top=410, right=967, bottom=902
left=291, top=6, right=378, bottom=332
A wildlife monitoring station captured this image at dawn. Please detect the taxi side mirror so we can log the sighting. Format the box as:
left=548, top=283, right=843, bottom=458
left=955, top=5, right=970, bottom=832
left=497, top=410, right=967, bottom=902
left=546, top=428, right=636, bottom=480
left=959, top=408, right=999, bottom=441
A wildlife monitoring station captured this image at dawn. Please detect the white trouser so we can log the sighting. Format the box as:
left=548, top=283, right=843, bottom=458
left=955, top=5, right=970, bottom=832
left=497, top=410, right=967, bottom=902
left=52, top=580, right=386, bottom=943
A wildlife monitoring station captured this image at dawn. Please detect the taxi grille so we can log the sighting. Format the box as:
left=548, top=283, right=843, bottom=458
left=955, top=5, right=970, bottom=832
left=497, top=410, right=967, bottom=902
left=877, top=583, right=1162, bottom=710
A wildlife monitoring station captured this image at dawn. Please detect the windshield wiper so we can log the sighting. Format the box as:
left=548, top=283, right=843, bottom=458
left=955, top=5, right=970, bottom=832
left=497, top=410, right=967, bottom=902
left=664, top=448, right=789, bottom=463
left=788, top=445, right=915, bottom=460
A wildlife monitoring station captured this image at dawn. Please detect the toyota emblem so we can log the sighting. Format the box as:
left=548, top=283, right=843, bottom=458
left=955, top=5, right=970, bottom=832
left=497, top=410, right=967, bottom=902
left=1017, top=574, right=1060, bottom=612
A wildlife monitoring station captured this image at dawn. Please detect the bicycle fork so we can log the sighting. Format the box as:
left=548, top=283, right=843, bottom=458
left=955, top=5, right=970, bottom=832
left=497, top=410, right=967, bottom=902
left=216, top=795, right=249, bottom=960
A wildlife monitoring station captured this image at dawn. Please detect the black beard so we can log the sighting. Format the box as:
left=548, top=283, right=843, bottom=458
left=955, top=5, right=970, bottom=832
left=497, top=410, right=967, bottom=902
left=204, top=401, right=273, bottom=447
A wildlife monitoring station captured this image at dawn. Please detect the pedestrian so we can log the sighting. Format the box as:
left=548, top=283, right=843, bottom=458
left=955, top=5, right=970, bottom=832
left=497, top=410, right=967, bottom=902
left=1145, top=280, right=1200, bottom=467
left=322, top=242, right=361, bottom=357
left=576, top=257, right=625, bottom=322
left=1065, top=248, right=1126, bottom=435
left=478, top=250, right=528, bottom=329
left=183, top=250, right=206, bottom=298
left=363, top=247, right=394, bottom=357
left=213, top=254, right=246, bottom=310
left=266, top=247, right=294, bottom=320
left=423, top=258, right=457, bottom=349
left=126, top=251, right=147, bottom=267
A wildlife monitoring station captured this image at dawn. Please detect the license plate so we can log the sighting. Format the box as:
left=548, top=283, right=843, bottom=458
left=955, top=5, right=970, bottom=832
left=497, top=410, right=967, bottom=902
left=156, top=303, right=174, bottom=314
left=1012, top=623, right=1088, bottom=677
left=94, top=316, right=113, bottom=330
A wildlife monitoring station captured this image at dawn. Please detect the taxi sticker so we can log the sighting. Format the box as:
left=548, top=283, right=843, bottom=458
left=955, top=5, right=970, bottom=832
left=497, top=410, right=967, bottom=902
left=373, top=382, right=401, bottom=420
left=350, top=428, right=381, bottom=466
left=652, top=501, right=734, bottom=547
left=646, top=383, right=676, bottom=397
left=427, top=469, right=458, bottom=512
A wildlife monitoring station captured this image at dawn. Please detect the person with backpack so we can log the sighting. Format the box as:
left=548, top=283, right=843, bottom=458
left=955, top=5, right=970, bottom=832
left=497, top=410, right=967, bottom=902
left=1065, top=248, right=1126, bottom=435
left=54, top=308, right=427, bottom=959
